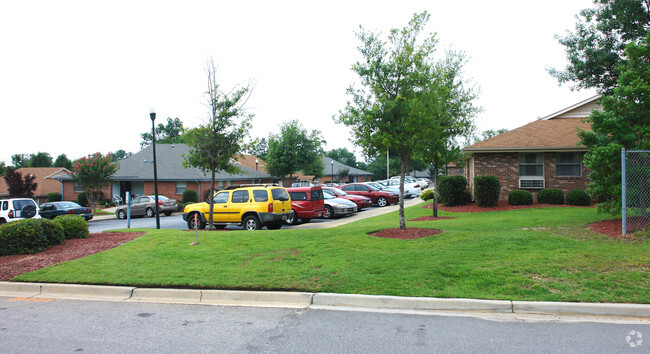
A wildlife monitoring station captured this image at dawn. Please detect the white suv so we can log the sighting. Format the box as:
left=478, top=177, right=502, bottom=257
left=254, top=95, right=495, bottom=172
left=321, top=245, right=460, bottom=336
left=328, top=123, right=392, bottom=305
left=0, top=198, right=41, bottom=224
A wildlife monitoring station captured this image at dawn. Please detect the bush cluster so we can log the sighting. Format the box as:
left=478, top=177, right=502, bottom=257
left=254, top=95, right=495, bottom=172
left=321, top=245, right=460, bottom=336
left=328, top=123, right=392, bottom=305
left=0, top=219, right=64, bottom=256
left=537, top=188, right=564, bottom=204
left=419, top=189, right=435, bottom=202
left=51, top=215, right=90, bottom=239
left=182, top=189, right=199, bottom=204
left=47, top=192, right=62, bottom=202
left=473, top=175, right=500, bottom=207
left=566, top=189, right=591, bottom=206
left=508, top=190, right=533, bottom=205
left=438, top=176, right=472, bottom=206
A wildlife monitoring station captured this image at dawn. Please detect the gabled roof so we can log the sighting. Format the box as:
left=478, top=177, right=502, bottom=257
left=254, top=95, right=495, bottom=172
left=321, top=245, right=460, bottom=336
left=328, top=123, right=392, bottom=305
left=322, top=156, right=373, bottom=176
left=0, top=167, right=71, bottom=197
left=465, top=96, right=600, bottom=152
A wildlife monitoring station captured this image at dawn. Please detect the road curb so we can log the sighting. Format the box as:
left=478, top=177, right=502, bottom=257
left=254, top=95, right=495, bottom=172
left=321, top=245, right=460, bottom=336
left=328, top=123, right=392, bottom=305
left=130, top=288, right=201, bottom=304
left=38, top=283, right=135, bottom=301
left=200, top=289, right=313, bottom=308
left=0, top=281, right=42, bottom=298
left=512, top=300, right=650, bottom=319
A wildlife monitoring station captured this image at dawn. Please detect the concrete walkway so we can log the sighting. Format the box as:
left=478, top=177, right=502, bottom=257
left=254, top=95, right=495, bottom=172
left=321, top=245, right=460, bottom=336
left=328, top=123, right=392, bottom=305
left=1, top=282, right=648, bottom=321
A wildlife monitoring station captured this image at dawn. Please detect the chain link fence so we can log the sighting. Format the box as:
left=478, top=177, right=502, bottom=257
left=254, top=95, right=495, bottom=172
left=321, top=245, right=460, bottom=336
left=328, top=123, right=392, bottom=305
left=621, top=149, right=650, bottom=235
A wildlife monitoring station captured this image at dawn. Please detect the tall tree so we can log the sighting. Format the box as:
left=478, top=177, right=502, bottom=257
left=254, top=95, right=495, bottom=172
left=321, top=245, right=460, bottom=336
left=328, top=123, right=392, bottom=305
left=71, top=153, right=118, bottom=212
left=549, top=0, right=650, bottom=93
left=3, top=167, right=38, bottom=198
left=265, top=120, right=325, bottom=184
left=140, top=117, right=186, bottom=148
left=29, top=152, right=53, bottom=167
left=336, top=12, right=478, bottom=229
left=11, top=154, right=27, bottom=168
left=578, top=32, right=650, bottom=214
left=325, top=147, right=358, bottom=168
left=111, top=150, right=132, bottom=161
left=0, top=162, right=6, bottom=177
left=183, top=60, right=253, bottom=229
left=53, top=154, right=73, bottom=170
left=245, top=137, right=269, bottom=161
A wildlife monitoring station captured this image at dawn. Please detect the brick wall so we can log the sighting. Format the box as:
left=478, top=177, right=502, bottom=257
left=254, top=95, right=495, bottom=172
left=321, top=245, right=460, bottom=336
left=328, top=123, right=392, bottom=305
left=62, top=181, right=112, bottom=204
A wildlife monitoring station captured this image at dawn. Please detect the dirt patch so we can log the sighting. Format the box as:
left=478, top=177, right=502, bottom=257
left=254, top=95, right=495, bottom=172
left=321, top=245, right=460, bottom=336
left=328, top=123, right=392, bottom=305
left=368, top=228, right=443, bottom=240
left=0, top=232, right=145, bottom=281
left=423, top=202, right=592, bottom=213
left=409, top=216, right=455, bottom=222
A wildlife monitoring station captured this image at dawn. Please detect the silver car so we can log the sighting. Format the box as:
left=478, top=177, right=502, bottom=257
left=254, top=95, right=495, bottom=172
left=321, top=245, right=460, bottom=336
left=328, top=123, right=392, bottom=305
left=322, top=193, right=358, bottom=219
left=115, top=195, right=177, bottom=219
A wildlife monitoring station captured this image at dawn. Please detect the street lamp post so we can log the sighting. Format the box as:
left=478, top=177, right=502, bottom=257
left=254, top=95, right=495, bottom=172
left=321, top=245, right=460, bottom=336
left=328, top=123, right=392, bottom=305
left=150, top=111, right=160, bottom=229
left=255, top=158, right=259, bottom=171
left=331, top=160, right=334, bottom=183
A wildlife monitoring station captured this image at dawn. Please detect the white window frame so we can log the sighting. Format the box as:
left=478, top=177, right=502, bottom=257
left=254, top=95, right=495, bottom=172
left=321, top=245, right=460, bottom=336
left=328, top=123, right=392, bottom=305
left=175, top=181, right=187, bottom=194
left=518, top=153, right=545, bottom=189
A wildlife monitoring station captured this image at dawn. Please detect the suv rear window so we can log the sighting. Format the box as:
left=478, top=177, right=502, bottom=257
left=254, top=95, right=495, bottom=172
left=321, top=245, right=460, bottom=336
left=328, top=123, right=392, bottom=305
left=271, top=188, right=290, bottom=201
left=289, top=192, right=307, bottom=200
left=311, top=189, right=323, bottom=200
left=253, top=190, right=268, bottom=202
left=12, top=200, right=35, bottom=210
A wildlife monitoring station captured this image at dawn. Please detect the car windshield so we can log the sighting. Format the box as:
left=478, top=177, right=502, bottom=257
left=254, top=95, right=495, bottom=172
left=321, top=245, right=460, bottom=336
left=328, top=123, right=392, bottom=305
left=330, top=187, right=348, bottom=196
left=12, top=199, right=35, bottom=210
left=365, top=184, right=380, bottom=191
left=151, top=195, right=169, bottom=201
left=58, top=202, right=81, bottom=208
left=323, top=193, right=335, bottom=199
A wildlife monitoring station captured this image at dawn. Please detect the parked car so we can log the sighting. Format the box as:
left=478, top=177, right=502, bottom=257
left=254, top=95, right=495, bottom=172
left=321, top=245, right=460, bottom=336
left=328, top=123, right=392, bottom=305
left=417, top=178, right=431, bottom=188
left=322, top=193, right=358, bottom=219
left=115, top=195, right=177, bottom=219
left=0, top=198, right=40, bottom=224
left=378, top=179, right=422, bottom=197
left=321, top=186, right=372, bottom=211
left=182, top=184, right=292, bottom=230
left=368, top=181, right=411, bottom=199
left=286, top=186, right=326, bottom=224
left=341, top=183, right=399, bottom=207
left=39, top=201, right=93, bottom=221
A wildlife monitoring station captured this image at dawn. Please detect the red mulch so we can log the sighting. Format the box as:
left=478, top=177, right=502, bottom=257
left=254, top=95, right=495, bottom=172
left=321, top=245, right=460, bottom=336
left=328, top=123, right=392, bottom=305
left=0, top=232, right=145, bottom=281
left=587, top=217, right=650, bottom=239
left=368, top=228, right=443, bottom=240
left=423, top=202, right=592, bottom=213
left=409, top=216, right=455, bottom=222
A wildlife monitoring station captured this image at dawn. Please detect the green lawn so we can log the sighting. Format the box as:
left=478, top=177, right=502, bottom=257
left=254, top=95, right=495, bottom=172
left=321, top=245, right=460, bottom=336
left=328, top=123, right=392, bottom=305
left=15, top=203, right=650, bottom=303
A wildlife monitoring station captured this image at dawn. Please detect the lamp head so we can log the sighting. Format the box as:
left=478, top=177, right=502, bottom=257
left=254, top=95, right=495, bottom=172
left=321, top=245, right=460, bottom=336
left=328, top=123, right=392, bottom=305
left=149, top=110, right=156, bottom=122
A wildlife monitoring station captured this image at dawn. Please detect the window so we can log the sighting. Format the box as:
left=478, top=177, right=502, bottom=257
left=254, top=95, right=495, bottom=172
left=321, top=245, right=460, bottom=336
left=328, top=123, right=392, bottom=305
left=213, top=192, right=229, bottom=204
left=556, top=153, right=582, bottom=177
left=175, top=182, right=187, bottom=194
left=311, top=189, right=323, bottom=200
left=271, top=188, right=290, bottom=201
left=289, top=192, right=307, bottom=200
left=73, top=184, right=83, bottom=192
left=2, top=201, right=8, bottom=210
left=253, top=190, right=268, bottom=202
left=232, top=190, right=249, bottom=203
left=518, top=153, right=544, bottom=189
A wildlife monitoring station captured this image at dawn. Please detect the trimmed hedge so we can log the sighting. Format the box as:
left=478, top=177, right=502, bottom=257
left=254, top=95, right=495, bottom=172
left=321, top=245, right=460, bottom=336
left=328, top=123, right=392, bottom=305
left=182, top=189, right=198, bottom=204
left=47, top=192, right=62, bottom=202
left=566, top=189, right=591, bottom=206
left=439, top=176, right=472, bottom=206
left=51, top=215, right=89, bottom=239
left=474, top=175, right=500, bottom=207
left=537, top=188, right=564, bottom=204
left=419, top=189, right=435, bottom=202
left=508, top=190, right=533, bottom=205
left=0, top=219, right=64, bottom=256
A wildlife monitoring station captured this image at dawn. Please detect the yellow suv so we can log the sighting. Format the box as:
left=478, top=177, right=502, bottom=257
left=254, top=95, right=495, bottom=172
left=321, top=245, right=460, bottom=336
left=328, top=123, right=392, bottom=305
left=182, top=184, right=292, bottom=230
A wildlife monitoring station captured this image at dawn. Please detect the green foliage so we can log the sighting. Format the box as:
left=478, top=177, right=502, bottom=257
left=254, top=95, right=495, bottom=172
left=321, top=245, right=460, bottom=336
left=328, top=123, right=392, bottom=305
left=72, top=153, right=117, bottom=212
left=0, top=161, right=6, bottom=176
left=473, top=175, right=500, bottom=207
left=419, top=189, right=435, bottom=201
left=47, top=192, right=62, bottom=202
left=439, top=175, right=471, bottom=206
left=182, top=189, right=198, bottom=204
left=245, top=137, right=269, bottom=161
left=0, top=219, right=64, bottom=256
left=11, top=154, right=27, bottom=168
left=508, top=190, right=533, bottom=205
left=29, top=152, right=53, bottom=167
left=51, top=215, right=89, bottom=239
left=566, top=189, right=591, bottom=206
left=326, top=148, right=358, bottom=168
left=537, top=189, right=565, bottom=204
left=265, top=120, right=325, bottom=181
left=77, top=192, right=88, bottom=206
left=140, top=117, right=186, bottom=149
left=3, top=167, right=37, bottom=198
left=53, top=154, right=73, bottom=170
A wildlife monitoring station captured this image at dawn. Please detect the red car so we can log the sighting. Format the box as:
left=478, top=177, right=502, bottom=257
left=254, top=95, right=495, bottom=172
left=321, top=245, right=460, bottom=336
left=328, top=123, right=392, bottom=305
left=341, top=183, right=399, bottom=207
left=321, top=186, right=372, bottom=211
left=286, top=186, right=326, bottom=224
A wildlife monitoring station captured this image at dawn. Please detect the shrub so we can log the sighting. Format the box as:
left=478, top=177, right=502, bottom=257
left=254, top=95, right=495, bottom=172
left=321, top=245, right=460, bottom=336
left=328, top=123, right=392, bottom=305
left=419, top=189, right=435, bottom=201
left=182, top=189, right=199, bottom=204
left=0, top=219, right=64, bottom=256
left=47, top=192, right=62, bottom=202
left=566, top=189, right=591, bottom=206
left=51, top=215, right=89, bottom=239
left=77, top=192, right=88, bottom=207
left=473, top=175, right=500, bottom=207
left=537, top=188, right=564, bottom=204
left=439, top=176, right=472, bottom=206
left=508, top=190, right=533, bottom=205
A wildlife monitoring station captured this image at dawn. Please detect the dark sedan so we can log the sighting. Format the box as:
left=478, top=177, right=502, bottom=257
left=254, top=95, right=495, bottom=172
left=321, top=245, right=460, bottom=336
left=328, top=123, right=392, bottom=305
left=39, top=201, right=93, bottom=221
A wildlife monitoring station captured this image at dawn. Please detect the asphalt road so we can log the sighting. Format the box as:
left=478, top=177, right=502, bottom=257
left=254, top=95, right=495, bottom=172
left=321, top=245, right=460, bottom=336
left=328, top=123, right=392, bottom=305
left=1, top=297, right=647, bottom=353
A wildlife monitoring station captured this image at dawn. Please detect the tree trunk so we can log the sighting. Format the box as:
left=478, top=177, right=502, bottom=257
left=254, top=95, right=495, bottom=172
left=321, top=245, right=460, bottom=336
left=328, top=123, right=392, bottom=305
left=433, top=156, right=439, bottom=218
left=398, top=154, right=408, bottom=229
left=208, top=169, right=216, bottom=229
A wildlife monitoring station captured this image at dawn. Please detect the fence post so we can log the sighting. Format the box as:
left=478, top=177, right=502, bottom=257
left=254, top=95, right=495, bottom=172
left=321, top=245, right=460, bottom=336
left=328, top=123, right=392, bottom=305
left=621, top=148, right=627, bottom=235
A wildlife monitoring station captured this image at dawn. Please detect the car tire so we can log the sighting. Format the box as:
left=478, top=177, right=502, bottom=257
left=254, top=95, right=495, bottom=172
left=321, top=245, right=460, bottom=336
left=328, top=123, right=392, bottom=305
left=323, top=205, right=334, bottom=219
left=266, top=222, right=283, bottom=230
left=377, top=197, right=388, bottom=207
left=164, top=212, right=172, bottom=217
left=146, top=208, right=154, bottom=217
left=117, top=210, right=127, bottom=219
left=243, top=215, right=262, bottom=230
left=187, top=212, right=206, bottom=230
left=286, top=210, right=299, bottom=225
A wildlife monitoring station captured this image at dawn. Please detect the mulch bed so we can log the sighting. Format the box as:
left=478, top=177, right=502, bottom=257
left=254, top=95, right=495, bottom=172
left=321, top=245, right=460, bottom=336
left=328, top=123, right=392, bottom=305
left=368, top=228, right=443, bottom=240
left=409, top=216, right=455, bottom=222
left=423, top=202, right=592, bottom=213
left=0, top=232, right=145, bottom=281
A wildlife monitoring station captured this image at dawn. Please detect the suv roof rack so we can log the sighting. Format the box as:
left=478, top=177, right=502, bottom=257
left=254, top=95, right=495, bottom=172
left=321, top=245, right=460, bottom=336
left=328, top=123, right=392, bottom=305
left=224, top=183, right=279, bottom=190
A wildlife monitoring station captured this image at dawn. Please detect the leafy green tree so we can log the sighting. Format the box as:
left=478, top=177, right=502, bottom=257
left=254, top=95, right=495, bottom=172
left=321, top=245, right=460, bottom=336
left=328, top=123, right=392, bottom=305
left=111, top=150, right=132, bottom=161
left=265, top=120, right=325, bottom=184
left=245, top=137, right=269, bottom=161
left=336, top=12, right=478, bottom=228
left=29, top=152, right=53, bottom=167
left=363, top=153, right=400, bottom=180
left=53, top=154, right=73, bottom=170
left=550, top=0, right=650, bottom=93
left=183, top=60, right=252, bottom=229
left=11, top=154, right=27, bottom=168
left=3, top=167, right=37, bottom=198
left=140, top=117, right=186, bottom=148
left=326, top=148, right=358, bottom=168
left=71, top=153, right=118, bottom=212
left=0, top=161, right=6, bottom=176
left=578, top=33, right=650, bottom=214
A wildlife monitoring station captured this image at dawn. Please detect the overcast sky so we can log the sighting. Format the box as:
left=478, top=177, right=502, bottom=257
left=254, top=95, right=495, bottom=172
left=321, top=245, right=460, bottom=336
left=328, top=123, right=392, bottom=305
left=0, top=0, right=597, bottom=165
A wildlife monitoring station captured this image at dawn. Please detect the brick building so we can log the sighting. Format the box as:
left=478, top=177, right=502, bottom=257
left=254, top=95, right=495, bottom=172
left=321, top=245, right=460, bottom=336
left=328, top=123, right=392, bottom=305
left=0, top=167, right=72, bottom=204
left=464, top=96, right=600, bottom=201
